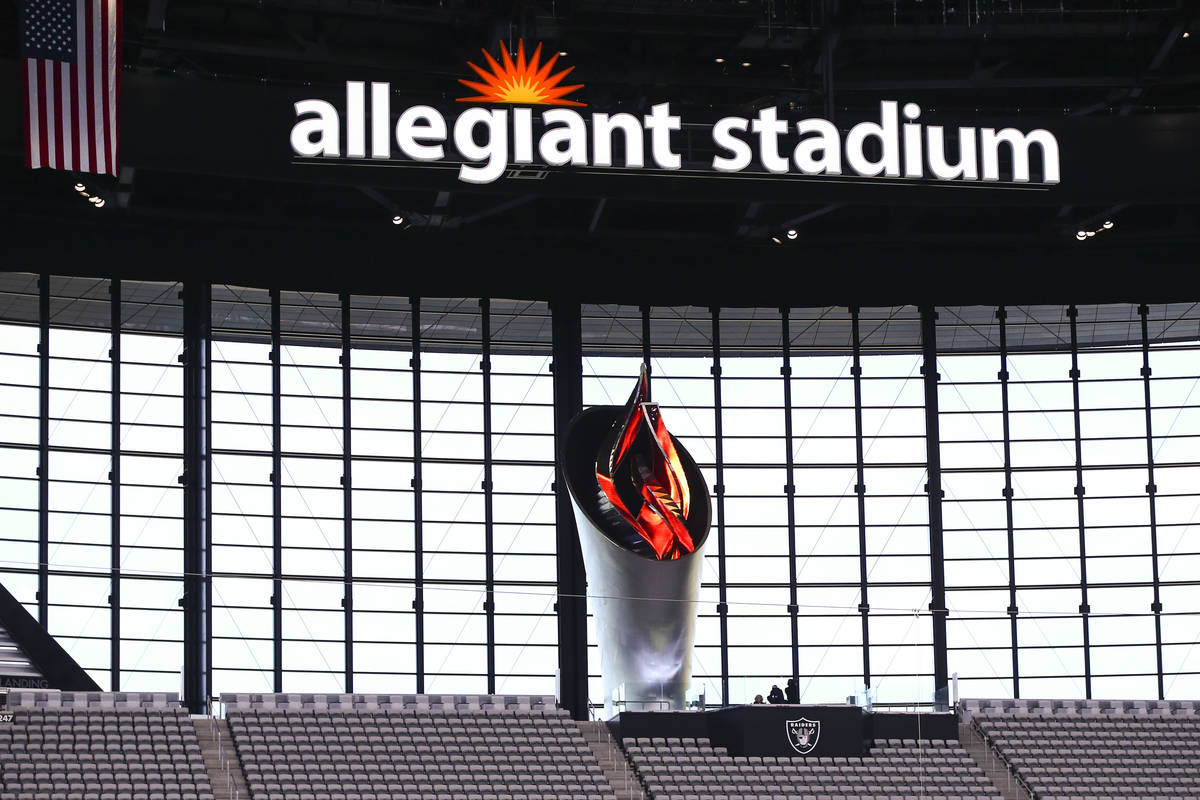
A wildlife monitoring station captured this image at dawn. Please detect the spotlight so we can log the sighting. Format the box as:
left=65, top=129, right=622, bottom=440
left=1086, top=230, right=1095, bottom=237
left=558, top=51, right=568, bottom=56
left=89, top=196, right=102, bottom=204
left=92, top=198, right=105, bottom=208
left=392, top=215, right=404, bottom=225
left=1076, top=231, right=1087, bottom=241
left=786, top=229, right=798, bottom=240
left=1183, top=31, right=1190, bottom=38
left=741, top=61, right=752, bottom=67
left=74, top=183, right=86, bottom=192
left=714, top=57, right=725, bottom=63
left=780, top=63, right=791, bottom=68
left=1102, top=220, right=1114, bottom=229
left=770, top=236, right=782, bottom=245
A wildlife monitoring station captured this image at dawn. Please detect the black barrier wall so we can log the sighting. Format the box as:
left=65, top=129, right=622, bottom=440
left=617, top=705, right=957, bottom=757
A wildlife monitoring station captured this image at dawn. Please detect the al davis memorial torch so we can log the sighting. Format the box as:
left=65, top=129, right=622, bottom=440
left=562, top=366, right=712, bottom=717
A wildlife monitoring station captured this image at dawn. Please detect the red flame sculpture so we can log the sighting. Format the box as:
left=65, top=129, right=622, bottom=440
left=594, top=366, right=695, bottom=560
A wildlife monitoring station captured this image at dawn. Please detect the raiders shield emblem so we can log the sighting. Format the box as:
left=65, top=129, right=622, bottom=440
left=786, top=717, right=820, bottom=755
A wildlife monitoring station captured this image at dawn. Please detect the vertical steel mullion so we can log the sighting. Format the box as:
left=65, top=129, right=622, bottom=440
left=38, top=272, right=49, bottom=626
left=1139, top=305, right=1165, bottom=700
left=850, top=308, right=871, bottom=689
left=182, top=281, right=211, bottom=713
left=481, top=298, right=497, bottom=694
left=271, top=289, right=283, bottom=693
left=551, top=301, right=586, bottom=719
left=920, top=306, right=949, bottom=707
left=641, top=306, right=652, bottom=398
left=997, top=307, right=1020, bottom=698
left=781, top=308, right=800, bottom=688
left=710, top=308, right=729, bottom=705
left=411, top=298, right=425, bottom=693
left=110, top=279, right=121, bottom=690
left=341, top=293, right=353, bottom=693
left=1067, top=305, right=1092, bottom=698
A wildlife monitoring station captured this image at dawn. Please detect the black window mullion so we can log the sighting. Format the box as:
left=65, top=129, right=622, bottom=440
left=411, top=297, right=426, bottom=693
left=341, top=292, right=353, bottom=693
left=271, top=288, right=283, bottom=692
left=481, top=298, right=496, bottom=694
left=920, top=306, right=949, bottom=707
left=997, top=306, right=1020, bottom=698
left=38, top=272, right=49, bottom=626
left=781, top=308, right=800, bottom=688
left=710, top=307, right=729, bottom=705
left=1139, top=304, right=1165, bottom=700
left=1067, top=305, right=1092, bottom=699
left=641, top=306, right=652, bottom=397
left=850, top=307, right=871, bottom=688
left=110, top=278, right=121, bottom=691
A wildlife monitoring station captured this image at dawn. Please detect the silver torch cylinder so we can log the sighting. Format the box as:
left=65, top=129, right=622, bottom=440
left=562, top=405, right=711, bottom=718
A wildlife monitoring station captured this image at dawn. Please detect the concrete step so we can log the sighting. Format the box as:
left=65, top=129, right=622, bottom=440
left=577, top=720, right=646, bottom=800
left=959, top=721, right=1030, bottom=800
left=192, top=717, right=250, bottom=800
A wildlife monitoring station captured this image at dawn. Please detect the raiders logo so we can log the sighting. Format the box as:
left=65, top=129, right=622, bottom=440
left=786, top=717, right=820, bottom=755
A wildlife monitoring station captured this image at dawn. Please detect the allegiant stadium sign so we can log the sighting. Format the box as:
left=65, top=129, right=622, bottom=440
left=290, top=41, right=1060, bottom=187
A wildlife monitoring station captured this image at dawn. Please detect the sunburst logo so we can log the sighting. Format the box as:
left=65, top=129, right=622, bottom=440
left=457, top=40, right=585, bottom=107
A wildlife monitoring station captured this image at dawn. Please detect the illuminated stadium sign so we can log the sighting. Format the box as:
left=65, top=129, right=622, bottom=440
left=290, top=41, right=1061, bottom=186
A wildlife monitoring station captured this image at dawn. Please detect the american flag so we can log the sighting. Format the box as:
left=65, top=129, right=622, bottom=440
left=20, top=0, right=121, bottom=176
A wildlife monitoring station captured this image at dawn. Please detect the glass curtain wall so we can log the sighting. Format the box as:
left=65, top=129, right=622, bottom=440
left=2, top=274, right=1200, bottom=706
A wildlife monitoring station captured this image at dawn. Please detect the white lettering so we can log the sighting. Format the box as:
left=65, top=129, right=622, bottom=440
left=926, top=126, right=978, bottom=180
left=644, top=102, right=682, bottom=170
left=291, top=99, right=341, bottom=157
left=371, top=82, right=390, bottom=158
left=513, top=108, right=534, bottom=164
left=712, top=117, right=752, bottom=172
left=980, top=127, right=1060, bottom=184
left=454, top=108, right=508, bottom=184
left=794, top=119, right=841, bottom=175
left=845, top=100, right=900, bottom=178
left=592, top=113, right=645, bottom=169
left=394, top=106, right=446, bottom=161
left=540, top=109, right=589, bottom=166
left=346, top=81, right=366, bottom=158
left=752, top=107, right=790, bottom=173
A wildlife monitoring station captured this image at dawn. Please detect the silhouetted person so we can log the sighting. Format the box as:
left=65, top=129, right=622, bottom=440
left=767, top=685, right=786, bottom=704
left=753, top=694, right=765, bottom=704
left=785, top=677, right=799, bottom=704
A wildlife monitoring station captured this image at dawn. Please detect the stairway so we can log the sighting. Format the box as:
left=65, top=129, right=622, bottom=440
left=193, top=717, right=251, bottom=800
left=0, top=617, right=47, bottom=688
left=959, top=721, right=1031, bottom=800
left=578, top=720, right=646, bottom=800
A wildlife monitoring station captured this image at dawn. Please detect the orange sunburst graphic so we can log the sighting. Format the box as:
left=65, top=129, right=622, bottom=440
left=457, top=41, right=585, bottom=107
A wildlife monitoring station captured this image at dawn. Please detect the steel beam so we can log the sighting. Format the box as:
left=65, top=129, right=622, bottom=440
left=711, top=308, right=730, bottom=706
left=996, top=306, right=1020, bottom=698
left=341, top=293, right=353, bottom=692
left=920, top=306, right=949, bottom=708
left=411, top=298, right=426, bottom=693
left=110, top=279, right=121, bottom=690
left=551, top=300, right=587, bottom=719
left=1067, top=305, right=1092, bottom=699
left=270, top=288, right=283, bottom=692
left=37, top=273, right=49, bottom=626
left=481, top=298, right=497, bottom=694
left=781, top=308, right=801, bottom=688
left=181, top=281, right=210, bottom=713
left=1139, top=304, right=1166, bottom=700
left=850, top=307, right=871, bottom=689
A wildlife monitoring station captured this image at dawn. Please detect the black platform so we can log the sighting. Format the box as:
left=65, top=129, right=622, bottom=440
left=615, top=705, right=959, bottom=757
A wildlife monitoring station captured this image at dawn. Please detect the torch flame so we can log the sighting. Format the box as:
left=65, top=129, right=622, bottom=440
left=457, top=40, right=586, bottom=107
left=596, top=365, right=695, bottom=560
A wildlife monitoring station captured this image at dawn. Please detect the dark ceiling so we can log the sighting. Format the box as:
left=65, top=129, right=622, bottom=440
left=1, top=0, right=1198, bottom=304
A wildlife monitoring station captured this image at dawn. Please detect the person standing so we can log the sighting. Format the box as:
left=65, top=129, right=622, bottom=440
left=785, top=677, right=799, bottom=704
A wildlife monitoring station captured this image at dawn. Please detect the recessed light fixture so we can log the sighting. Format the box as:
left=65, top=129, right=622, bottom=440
left=715, top=57, right=726, bottom=64
left=558, top=51, right=568, bottom=56
left=1102, top=220, right=1114, bottom=229
left=392, top=215, right=405, bottom=225
left=786, top=229, right=798, bottom=240
left=741, top=61, right=752, bottom=67
left=92, top=198, right=105, bottom=208
left=1183, top=31, right=1191, bottom=38
left=1076, top=231, right=1087, bottom=240
left=770, top=236, right=782, bottom=245
left=74, top=183, right=86, bottom=192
